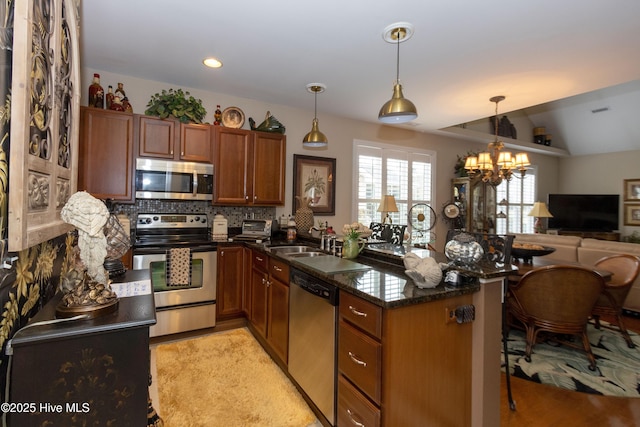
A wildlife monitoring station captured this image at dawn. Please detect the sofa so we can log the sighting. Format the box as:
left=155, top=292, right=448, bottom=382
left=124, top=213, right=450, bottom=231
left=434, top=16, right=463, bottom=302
left=512, top=233, right=640, bottom=313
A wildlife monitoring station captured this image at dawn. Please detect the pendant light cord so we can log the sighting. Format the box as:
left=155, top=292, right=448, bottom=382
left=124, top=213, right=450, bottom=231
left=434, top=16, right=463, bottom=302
left=395, top=28, right=401, bottom=84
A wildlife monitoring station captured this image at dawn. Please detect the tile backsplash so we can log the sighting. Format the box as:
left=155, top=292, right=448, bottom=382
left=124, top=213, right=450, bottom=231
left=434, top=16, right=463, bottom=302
left=111, top=200, right=276, bottom=229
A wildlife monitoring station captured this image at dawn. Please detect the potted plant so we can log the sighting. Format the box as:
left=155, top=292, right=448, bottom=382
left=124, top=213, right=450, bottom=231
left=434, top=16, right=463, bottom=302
left=145, top=88, right=207, bottom=123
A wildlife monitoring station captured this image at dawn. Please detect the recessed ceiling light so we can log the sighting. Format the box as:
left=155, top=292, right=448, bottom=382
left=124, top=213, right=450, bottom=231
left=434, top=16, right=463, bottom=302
left=203, top=57, right=223, bottom=68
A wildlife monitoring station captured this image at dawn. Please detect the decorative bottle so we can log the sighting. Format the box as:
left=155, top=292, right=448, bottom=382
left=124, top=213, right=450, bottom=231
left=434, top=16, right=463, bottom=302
left=214, top=105, right=222, bottom=125
left=105, top=85, right=114, bottom=109
left=88, top=73, right=104, bottom=108
left=115, top=82, right=126, bottom=100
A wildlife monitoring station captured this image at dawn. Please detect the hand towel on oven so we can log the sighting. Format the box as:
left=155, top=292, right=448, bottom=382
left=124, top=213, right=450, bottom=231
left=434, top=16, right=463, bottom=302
left=167, top=247, right=191, bottom=286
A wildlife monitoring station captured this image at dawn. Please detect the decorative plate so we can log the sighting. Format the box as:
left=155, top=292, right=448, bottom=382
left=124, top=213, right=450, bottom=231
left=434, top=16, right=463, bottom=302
left=221, top=106, right=245, bottom=128
left=443, top=203, right=460, bottom=219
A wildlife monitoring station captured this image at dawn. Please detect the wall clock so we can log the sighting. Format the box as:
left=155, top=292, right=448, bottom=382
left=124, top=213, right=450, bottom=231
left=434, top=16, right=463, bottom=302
left=443, top=203, right=461, bottom=219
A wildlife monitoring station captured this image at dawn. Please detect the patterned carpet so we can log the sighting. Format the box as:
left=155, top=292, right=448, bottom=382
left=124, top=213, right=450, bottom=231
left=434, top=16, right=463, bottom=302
left=502, top=321, right=640, bottom=397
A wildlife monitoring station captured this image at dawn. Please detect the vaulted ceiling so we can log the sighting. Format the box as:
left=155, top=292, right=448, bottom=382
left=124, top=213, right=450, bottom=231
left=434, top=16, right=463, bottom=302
left=80, top=0, right=640, bottom=156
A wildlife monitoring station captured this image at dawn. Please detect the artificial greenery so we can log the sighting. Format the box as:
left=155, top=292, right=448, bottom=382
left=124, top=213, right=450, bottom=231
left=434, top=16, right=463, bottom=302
left=145, top=88, right=207, bottom=123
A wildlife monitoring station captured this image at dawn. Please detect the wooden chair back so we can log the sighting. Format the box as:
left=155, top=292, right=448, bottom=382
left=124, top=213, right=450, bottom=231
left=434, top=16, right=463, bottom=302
left=594, top=254, right=640, bottom=308
left=510, top=265, right=605, bottom=327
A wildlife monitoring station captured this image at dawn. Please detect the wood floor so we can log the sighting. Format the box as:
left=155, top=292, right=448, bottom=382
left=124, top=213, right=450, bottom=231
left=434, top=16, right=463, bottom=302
left=500, top=314, right=640, bottom=426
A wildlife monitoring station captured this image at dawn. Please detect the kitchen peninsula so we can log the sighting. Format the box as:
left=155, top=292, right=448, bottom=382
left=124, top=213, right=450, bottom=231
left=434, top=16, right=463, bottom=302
left=243, top=239, right=512, bottom=427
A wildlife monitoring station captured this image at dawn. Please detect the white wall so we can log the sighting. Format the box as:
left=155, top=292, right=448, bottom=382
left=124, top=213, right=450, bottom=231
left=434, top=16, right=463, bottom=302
left=82, top=68, right=563, bottom=248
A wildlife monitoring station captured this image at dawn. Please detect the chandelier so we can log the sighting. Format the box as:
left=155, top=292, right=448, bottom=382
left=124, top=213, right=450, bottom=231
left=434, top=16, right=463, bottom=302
left=464, top=96, right=530, bottom=185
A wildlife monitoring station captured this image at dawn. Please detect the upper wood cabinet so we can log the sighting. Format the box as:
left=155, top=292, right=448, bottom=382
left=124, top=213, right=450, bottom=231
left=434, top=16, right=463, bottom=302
left=79, top=108, right=134, bottom=202
left=213, top=127, right=285, bottom=206
left=138, top=116, right=212, bottom=163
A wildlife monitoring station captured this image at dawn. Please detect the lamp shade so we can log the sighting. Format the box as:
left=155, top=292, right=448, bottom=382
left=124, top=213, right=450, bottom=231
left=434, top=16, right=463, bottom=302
left=377, top=195, right=399, bottom=212
left=378, top=83, right=418, bottom=123
left=302, top=118, right=328, bottom=147
left=528, top=202, right=553, bottom=218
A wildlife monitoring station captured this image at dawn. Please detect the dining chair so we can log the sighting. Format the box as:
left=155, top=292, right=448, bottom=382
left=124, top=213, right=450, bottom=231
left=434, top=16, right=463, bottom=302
left=507, top=265, right=606, bottom=370
left=590, top=254, right=640, bottom=348
left=369, top=222, right=407, bottom=244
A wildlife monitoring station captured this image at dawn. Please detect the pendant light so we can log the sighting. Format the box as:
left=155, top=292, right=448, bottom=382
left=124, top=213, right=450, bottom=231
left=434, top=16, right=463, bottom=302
left=378, top=22, right=418, bottom=124
left=303, top=83, right=328, bottom=147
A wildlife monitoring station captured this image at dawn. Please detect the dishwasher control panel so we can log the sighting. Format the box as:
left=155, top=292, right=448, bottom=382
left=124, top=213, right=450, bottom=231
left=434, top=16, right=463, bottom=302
left=290, top=268, right=339, bottom=306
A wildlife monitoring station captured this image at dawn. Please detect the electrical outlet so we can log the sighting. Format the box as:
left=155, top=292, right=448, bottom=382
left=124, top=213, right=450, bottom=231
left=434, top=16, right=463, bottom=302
left=445, top=305, right=475, bottom=324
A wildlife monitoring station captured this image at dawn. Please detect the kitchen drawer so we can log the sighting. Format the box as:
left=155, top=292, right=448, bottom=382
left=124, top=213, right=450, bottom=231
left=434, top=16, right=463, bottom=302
left=338, top=374, right=380, bottom=427
left=269, top=257, right=289, bottom=284
left=340, top=291, right=382, bottom=339
left=339, top=320, right=382, bottom=404
left=252, top=250, right=268, bottom=272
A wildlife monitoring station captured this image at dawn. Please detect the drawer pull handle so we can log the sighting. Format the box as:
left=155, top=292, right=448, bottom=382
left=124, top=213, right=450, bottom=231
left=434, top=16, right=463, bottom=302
left=348, top=351, right=367, bottom=367
left=273, top=265, right=283, bottom=272
left=346, top=409, right=365, bottom=427
left=256, top=256, right=264, bottom=262
left=349, top=305, right=368, bottom=317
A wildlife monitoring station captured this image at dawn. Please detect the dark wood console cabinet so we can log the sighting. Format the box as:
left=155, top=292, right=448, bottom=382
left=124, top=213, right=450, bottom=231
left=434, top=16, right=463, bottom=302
left=8, top=289, right=155, bottom=426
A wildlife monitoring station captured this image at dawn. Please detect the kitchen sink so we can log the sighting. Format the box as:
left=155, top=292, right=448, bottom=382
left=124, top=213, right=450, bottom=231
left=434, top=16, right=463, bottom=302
left=268, top=245, right=322, bottom=255
left=286, top=251, right=329, bottom=258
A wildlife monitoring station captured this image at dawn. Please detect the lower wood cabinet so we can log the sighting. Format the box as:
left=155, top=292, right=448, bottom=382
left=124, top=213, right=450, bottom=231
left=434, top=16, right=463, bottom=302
left=338, top=291, right=474, bottom=426
left=249, top=250, right=289, bottom=364
left=216, top=245, right=245, bottom=320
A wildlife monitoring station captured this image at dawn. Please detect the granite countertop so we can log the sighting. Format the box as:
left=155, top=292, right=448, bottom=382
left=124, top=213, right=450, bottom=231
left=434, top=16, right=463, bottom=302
left=246, top=237, right=515, bottom=309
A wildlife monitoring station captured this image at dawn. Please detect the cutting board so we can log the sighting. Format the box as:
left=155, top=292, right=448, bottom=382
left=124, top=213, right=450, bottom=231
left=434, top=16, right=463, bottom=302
left=293, top=256, right=372, bottom=273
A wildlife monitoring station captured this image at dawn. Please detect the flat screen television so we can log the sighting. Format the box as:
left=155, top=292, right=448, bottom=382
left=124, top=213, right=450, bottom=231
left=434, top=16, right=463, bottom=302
left=547, top=194, right=619, bottom=232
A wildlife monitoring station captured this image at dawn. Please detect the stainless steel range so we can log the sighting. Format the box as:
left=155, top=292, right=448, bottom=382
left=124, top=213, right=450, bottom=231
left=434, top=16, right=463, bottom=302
left=132, top=213, right=217, bottom=337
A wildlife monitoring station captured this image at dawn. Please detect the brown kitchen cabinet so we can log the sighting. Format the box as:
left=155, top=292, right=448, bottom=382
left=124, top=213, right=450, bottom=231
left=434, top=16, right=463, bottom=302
left=242, top=247, right=253, bottom=317
left=249, top=250, right=289, bottom=364
left=216, top=245, right=245, bottom=320
left=213, top=127, right=286, bottom=205
left=338, top=291, right=473, bottom=426
left=79, top=107, right=135, bottom=202
left=138, top=115, right=212, bottom=162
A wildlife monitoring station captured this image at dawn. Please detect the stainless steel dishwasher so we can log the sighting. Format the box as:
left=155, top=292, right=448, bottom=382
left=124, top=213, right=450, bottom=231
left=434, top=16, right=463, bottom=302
left=289, top=268, right=339, bottom=426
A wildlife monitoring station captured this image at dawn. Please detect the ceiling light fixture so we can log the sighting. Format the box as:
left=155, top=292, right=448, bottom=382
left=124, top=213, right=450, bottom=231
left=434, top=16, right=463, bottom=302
left=464, top=96, right=530, bottom=186
left=203, top=57, right=223, bottom=68
left=378, top=22, right=417, bottom=124
left=303, top=83, right=328, bottom=147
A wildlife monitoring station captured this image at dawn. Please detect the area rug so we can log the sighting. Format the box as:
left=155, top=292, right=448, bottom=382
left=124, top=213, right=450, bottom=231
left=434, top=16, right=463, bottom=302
left=155, top=328, right=318, bottom=427
left=502, top=321, right=640, bottom=397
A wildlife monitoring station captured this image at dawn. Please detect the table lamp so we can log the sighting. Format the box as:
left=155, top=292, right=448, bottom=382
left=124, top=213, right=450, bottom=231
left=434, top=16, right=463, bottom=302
left=528, top=202, right=553, bottom=233
left=377, top=195, right=399, bottom=224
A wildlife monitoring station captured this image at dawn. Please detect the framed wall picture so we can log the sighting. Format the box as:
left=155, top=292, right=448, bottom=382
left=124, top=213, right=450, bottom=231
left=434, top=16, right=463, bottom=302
left=624, top=178, right=640, bottom=201
left=292, top=155, right=336, bottom=215
left=624, top=204, right=640, bottom=226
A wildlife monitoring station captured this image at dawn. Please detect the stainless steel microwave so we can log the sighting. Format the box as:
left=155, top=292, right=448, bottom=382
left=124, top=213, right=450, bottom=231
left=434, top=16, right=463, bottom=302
left=135, top=158, right=213, bottom=200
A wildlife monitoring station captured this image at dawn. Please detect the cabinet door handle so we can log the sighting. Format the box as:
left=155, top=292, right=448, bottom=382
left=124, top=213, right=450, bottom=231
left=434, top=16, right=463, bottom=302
left=272, top=265, right=282, bottom=272
left=346, top=409, right=365, bottom=427
left=348, top=351, right=367, bottom=367
left=349, top=305, right=368, bottom=317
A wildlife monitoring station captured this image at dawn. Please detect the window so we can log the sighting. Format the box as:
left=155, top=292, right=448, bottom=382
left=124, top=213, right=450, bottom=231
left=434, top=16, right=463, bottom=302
left=495, top=168, right=537, bottom=234
left=353, top=140, right=436, bottom=236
